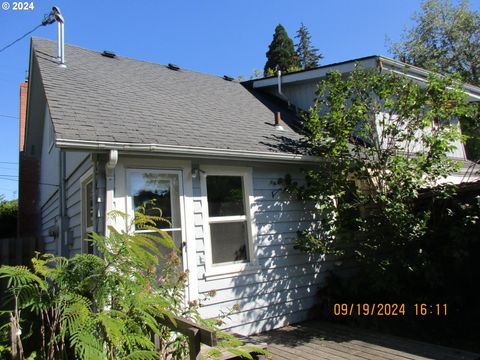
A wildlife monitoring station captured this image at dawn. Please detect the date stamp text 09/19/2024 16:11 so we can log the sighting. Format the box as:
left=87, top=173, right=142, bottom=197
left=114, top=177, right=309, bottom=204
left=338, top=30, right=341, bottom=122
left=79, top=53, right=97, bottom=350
left=333, top=303, right=448, bottom=317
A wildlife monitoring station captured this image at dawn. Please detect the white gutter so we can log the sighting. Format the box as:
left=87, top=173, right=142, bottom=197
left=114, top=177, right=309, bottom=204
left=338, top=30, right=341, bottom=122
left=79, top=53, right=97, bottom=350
left=56, top=138, right=320, bottom=163
left=104, top=149, right=118, bottom=237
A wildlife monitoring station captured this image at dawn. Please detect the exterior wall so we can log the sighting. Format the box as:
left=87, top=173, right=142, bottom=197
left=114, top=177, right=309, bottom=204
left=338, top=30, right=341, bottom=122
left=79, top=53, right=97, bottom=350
left=194, top=162, right=329, bottom=335
left=64, top=152, right=92, bottom=256
left=108, top=155, right=331, bottom=336
left=40, top=189, right=59, bottom=254
left=264, top=79, right=467, bottom=161
left=39, top=108, right=60, bottom=254
left=38, top=107, right=92, bottom=255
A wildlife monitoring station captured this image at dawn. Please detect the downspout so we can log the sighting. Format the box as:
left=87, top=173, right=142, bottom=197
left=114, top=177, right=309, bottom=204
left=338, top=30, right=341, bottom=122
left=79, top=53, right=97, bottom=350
left=59, top=150, right=68, bottom=256
left=104, top=150, right=118, bottom=235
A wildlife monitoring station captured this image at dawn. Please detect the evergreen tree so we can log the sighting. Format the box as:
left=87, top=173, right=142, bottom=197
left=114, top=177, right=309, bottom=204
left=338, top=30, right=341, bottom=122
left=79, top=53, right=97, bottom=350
left=295, top=22, right=322, bottom=69
left=264, top=24, right=300, bottom=76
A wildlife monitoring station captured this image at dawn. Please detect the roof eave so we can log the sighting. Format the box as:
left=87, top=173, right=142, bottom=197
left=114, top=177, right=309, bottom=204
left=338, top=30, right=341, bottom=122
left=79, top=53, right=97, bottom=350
left=55, top=138, right=320, bottom=164
left=252, top=55, right=480, bottom=101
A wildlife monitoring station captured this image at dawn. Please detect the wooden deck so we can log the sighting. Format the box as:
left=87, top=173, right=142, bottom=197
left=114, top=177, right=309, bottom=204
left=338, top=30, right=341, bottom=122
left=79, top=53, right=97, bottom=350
left=249, top=320, right=480, bottom=360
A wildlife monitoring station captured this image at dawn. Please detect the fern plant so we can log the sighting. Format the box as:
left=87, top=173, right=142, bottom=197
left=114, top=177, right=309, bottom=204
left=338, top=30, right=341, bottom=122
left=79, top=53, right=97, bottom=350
left=0, top=208, right=267, bottom=359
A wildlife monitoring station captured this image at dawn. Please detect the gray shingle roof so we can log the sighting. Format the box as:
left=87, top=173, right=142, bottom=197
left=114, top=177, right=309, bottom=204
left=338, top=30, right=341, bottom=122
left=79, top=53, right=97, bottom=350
left=32, top=38, right=304, bottom=157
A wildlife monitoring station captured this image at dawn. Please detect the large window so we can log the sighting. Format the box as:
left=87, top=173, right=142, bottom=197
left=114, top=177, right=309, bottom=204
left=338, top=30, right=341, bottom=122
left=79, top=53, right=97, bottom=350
left=202, top=167, right=257, bottom=274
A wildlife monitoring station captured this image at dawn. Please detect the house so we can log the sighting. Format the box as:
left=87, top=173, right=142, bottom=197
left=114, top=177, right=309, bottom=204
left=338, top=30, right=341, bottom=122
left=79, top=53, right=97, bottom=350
left=21, top=37, right=480, bottom=336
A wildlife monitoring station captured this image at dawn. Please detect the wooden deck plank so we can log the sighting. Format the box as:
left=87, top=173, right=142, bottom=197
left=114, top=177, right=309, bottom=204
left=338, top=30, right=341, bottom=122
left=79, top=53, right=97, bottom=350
left=288, top=330, right=423, bottom=360
left=293, top=323, right=437, bottom=360
left=249, top=320, right=480, bottom=360
left=256, top=330, right=380, bottom=360
left=306, top=321, right=479, bottom=360
left=267, top=343, right=349, bottom=360
left=256, top=329, right=418, bottom=360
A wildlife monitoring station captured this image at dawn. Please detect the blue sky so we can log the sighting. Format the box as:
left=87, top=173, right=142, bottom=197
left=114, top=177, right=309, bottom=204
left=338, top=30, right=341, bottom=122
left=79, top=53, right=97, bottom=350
left=0, top=0, right=475, bottom=200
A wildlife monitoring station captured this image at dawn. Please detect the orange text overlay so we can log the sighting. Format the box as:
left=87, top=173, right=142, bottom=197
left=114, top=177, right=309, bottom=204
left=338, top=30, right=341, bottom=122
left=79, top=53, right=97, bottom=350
left=333, top=303, right=447, bottom=316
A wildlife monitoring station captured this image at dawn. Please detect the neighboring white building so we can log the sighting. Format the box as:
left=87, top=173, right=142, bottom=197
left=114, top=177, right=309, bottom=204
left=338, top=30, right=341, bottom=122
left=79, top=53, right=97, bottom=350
left=22, top=38, right=480, bottom=335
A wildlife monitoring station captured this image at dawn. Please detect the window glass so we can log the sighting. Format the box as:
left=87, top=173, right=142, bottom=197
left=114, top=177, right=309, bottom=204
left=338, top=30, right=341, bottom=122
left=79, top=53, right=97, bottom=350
left=210, top=222, right=248, bottom=264
left=206, top=174, right=250, bottom=265
left=129, top=172, right=180, bottom=230
left=207, top=176, right=245, bottom=217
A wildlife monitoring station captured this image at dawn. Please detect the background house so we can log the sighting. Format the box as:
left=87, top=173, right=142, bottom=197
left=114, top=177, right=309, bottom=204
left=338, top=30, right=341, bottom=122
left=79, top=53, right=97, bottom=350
left=21, top=37, right=480, bottom=336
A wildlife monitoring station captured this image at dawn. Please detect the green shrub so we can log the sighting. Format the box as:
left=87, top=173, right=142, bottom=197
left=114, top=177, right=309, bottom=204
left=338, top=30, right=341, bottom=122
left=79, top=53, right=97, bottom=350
left=0, top=197, right=17, bottom=238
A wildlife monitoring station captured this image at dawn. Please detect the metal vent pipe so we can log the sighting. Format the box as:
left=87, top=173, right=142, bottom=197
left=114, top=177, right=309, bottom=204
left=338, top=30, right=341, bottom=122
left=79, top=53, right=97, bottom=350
left=52, top=7, right=65, bottom=67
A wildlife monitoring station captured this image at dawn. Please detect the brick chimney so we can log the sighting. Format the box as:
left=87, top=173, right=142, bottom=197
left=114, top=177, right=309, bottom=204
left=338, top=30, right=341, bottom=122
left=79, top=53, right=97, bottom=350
left=19, top=82, right=28, bottom=152
left=18, top=80, right=41, bottom=259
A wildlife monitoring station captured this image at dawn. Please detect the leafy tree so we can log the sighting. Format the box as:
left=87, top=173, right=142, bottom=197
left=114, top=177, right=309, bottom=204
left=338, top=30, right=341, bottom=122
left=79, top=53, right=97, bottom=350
left=391, top=0, right=480, bottom=160
left=280, top=67, right=475, bottom=293
left=264, top=24, right=300, bottom=76
left=295, top=22, right=322, bottom=70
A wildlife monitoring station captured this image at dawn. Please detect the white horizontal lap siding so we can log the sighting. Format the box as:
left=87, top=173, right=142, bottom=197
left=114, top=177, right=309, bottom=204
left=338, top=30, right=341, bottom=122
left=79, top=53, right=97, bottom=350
left=40, top=190, right=59, bottom=254
left=196, top=165, right=328, bottom=336
left=64, top=152, right=92, bottom=256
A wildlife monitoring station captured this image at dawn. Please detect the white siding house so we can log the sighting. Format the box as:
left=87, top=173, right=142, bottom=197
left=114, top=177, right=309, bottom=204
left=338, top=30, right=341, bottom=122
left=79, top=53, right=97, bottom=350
left=23, top=38, right=480, bottom=336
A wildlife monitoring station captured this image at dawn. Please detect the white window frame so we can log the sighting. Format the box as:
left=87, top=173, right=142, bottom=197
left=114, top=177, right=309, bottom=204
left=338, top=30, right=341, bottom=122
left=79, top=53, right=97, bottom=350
left=80, top=169, right=94, bottom=254
left=200, top=166, right=259, bottom=278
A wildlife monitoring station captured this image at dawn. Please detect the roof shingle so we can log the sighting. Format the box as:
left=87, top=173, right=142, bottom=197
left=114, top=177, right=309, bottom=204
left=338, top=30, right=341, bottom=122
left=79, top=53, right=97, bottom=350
left=32, top=38, right=304, bottom=156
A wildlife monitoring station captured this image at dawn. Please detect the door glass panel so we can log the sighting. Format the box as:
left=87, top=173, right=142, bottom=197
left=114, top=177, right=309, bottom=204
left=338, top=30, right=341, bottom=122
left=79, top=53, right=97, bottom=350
left=129, top=172, right=180, bottom=230
left=129, top=171, right=184, bottom=269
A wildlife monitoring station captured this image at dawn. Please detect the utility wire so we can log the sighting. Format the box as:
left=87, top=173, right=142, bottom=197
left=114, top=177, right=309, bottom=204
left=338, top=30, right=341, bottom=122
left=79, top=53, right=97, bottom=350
left=0, top=24, right=44, bottom=54
left=0, top=114, right=18, bottom=119
left=0, top=161, right=18, bottom=164
left=0, top=177, right=58, bottom=187
left=0, top=11, right=56, bottom=54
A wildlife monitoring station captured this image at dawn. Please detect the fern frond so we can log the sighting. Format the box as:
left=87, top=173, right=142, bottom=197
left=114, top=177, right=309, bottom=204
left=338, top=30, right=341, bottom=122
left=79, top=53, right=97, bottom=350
left=97, top=312, right=127, bottom=348
left=70, top=328, right=106, bottom=360
left=0, top=265, right=47, bottom=291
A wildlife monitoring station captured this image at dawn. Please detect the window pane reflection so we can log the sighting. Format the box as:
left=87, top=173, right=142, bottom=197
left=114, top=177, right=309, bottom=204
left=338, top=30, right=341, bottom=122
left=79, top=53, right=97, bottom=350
left=129, top=172, right=180, bottom=230
left=210, top=221, right=248, bottom=264
left=207, top=176, right=245, bottom=217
